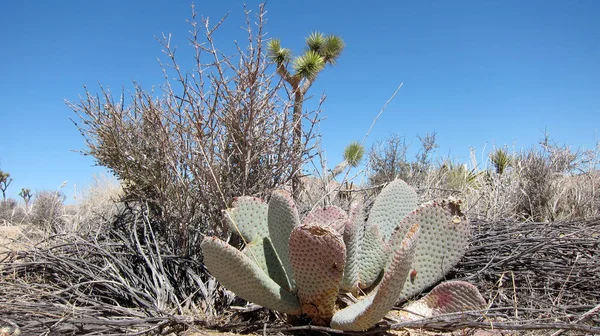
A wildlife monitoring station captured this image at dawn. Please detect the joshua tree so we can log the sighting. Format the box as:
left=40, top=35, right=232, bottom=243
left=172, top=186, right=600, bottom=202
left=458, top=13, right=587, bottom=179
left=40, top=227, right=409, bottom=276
left=0, top=170, right=12, bottom=201
left=267, top=32, right=345, bottom=193
left=19, top=188, right=33, bottom=207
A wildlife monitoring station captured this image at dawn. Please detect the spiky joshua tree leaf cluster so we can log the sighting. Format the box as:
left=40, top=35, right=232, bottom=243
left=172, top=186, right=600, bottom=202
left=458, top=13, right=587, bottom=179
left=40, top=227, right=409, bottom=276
left=267, top=32, right=344, bottom=84
left=201, top=179, right=486, bottom=331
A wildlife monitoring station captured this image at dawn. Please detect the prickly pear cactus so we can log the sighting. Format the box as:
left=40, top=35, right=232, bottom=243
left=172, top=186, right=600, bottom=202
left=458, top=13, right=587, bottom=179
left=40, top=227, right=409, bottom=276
left=200, top=179, right=486, bottom=331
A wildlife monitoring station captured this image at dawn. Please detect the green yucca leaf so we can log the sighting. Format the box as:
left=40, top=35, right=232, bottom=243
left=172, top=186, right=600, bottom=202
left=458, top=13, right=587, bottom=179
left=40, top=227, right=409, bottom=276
left=344, top=142, right=365, bottom=167
left=306, top=31, right=325, bottom=52
left=321, top=35, right=345, bottom=64
left=293, top=50, right=325, bottom=81
left=490, top=148, right=512, bottom=175
left=267, top=39, right=291, bottom=65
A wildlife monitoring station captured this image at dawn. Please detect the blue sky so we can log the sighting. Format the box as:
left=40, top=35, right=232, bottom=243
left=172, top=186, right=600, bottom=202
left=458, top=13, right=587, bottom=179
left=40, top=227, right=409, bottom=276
left=1, top=0, right=599, bottom=203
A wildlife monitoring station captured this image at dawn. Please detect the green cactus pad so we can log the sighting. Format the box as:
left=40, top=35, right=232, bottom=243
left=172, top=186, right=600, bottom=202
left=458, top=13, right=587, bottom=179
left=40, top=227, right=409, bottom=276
left=341, top=201, right=364, bottom=292
left=223, top=196, right=268, bottom=242
left=243, top=236, right=291, bottom=291
left=366, top=179, right=418, bottom=241
left=303, top=206, right=348, bottom=234
left=331, top=224, right=420, bottom=331
left=394, top=281, right=486, bottom=320
left=268, top=190, right=301, bottom=289
left=201, top=236, right=301, bottom=314
left=358, top=224, right=388, bottom=289
left=289, top=225, right=346, bottom=323
left=393, top=202, right=471, bottom=302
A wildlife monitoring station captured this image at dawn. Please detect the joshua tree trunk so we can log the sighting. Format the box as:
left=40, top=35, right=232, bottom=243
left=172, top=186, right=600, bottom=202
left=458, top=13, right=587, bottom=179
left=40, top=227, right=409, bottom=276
left=291, top=90, right=304, bottom=193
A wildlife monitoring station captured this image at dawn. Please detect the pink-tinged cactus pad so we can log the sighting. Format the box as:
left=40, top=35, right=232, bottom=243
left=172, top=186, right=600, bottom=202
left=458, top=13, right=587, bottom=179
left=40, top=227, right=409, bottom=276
left=331, top=224, right=421, bottom=331
left=395, top=281, right=487, bottom=320
left=366, top=179, right=418, bottom=241
left=303, top=206, right=348, bottom=234
left=223, top=196, right=268, bottom=242
left=201, top=236, right=301, bottom=314
left=393, top=202, right=471, bottom=302
left=268, top=190, right=301, bottom=289
left=289, top=225, right=346, bottom=323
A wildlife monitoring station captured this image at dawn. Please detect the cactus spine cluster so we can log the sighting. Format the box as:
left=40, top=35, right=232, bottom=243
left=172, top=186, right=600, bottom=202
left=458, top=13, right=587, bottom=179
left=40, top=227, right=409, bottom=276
left=201, top=179, right=485, bottom=331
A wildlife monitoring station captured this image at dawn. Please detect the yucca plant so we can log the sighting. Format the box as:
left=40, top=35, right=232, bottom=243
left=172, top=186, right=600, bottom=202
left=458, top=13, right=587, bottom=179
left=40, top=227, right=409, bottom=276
left=201, top=179, right=486, bottom=331
left=330, top=141, right=365, bottom=178
left=490, top=148, right=512, bottom=175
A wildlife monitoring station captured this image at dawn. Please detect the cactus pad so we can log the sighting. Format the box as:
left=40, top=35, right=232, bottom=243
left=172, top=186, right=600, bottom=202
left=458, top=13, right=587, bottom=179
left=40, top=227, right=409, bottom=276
left=201, top=236, right=301, bottom=314
left=366, top=179, right=418, bottom=241
left=268, top=190, right=301, bottom=289
left=341, top=201, right=364, bottom=292
left=303, top=206, right=348, bottom=234
left=223, top=196, right=268, bottom=242
left=394, top=281, right=486, bottom=320
left=243, top=236, right=291, bottom=291
left=289, top=225, right=346, bottom=323
left=331, top=224, right=420, bottom=331
left=358, top=224, right=389, bottom=289
left=394, top=202, right=471, bottom=302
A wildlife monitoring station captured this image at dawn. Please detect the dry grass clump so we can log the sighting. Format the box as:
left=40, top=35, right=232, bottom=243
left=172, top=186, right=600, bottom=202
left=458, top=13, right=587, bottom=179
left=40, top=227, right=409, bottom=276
left=454, top=217, right=600, bottom=326
left=28, top=189, right=66, bottom=234
left=63, top=174, right=124, bottom=234
left=0, top=203, right=234, bottom=335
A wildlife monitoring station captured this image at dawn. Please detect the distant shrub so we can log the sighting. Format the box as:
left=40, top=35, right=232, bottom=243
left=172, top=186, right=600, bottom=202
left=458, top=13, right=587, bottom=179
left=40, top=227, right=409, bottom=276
left=64, top=174, right=124, bottom=234
left=367, top=132, right=438, bottom=190
left=0, top=198, right=26, bottom=225
left=31, top=190, right=66, bottom=233
left=513, top=137, right=596, bottom=221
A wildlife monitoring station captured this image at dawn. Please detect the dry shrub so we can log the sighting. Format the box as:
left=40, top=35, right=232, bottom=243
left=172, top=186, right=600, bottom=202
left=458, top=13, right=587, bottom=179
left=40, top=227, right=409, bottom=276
left=68, top=5, right=320, bottom=256
left=367, top=132, right=438, bottom=192
left=514, top=139, right=578, bottom=221
left=29, top=190, right=66, bottom=233
left=0, top=199, right=27, bottom=226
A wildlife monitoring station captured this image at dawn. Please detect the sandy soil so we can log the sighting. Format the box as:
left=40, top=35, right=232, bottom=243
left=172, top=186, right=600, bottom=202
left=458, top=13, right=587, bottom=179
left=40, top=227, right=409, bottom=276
left=0, top=225, right=27, bottom=254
